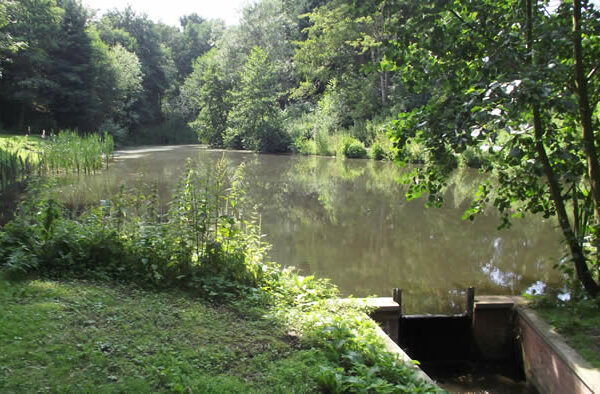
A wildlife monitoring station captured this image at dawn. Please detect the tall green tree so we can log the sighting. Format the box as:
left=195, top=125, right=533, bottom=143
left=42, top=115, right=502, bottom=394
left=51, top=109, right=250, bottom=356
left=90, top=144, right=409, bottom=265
left=174, top=14, right=224, bottom=78
left=49, top=0, right=95, bottom=130
left=0, top=1, right=26, bottom=79
left=100, top=8, right=175, bottom=128
left=0, top=0, right=62, bottom=129
left=388, top=0, right=600, bottom=297
left=293, top=0, right=403, bottom=132
left=184, top=49, right=231, bottom=147
left=226, top=47, right=288, bottom=152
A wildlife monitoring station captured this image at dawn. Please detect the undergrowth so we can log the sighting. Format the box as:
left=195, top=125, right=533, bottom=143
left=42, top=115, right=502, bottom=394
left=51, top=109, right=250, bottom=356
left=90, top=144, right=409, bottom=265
left=0, top=158, right=439, bottom=393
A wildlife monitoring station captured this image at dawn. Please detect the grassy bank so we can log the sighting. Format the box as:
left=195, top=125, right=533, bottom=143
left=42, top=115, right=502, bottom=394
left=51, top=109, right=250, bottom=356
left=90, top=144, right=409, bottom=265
left=0, top=278, right=328, bottom=393
left=0, top=134, right=46, bottom=162
left=534, top=299, right=600, bottom=369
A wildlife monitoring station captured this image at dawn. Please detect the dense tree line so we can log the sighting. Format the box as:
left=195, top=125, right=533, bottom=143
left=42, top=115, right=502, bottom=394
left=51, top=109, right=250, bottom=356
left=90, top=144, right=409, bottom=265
left=0, top=0, right=222, bottom=143
left=0, top=0, right=405, bottom=149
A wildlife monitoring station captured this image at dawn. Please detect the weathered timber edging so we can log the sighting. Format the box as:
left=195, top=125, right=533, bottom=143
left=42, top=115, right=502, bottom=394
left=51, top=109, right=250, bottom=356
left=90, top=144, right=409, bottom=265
left=476, top=296, right=600, bottom=394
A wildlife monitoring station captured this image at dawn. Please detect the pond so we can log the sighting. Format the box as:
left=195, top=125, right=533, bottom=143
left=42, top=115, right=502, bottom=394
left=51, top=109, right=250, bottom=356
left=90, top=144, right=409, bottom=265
left=53, top=145, right=563, bottom=313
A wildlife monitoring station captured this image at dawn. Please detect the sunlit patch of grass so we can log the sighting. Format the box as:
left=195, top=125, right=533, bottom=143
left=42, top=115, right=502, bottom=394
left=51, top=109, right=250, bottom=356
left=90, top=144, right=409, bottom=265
left=0, top=278, right=325, bottom=393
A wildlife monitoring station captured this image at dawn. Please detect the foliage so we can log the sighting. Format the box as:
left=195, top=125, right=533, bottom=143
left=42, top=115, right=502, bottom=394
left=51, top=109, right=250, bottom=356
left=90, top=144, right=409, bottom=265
left=295, top=137, right=317, bottom=156
left=386, top=0, right=600, bottom=296
left=0, top=145, right=35, bottom=192
left=0, top=0, right=418, bottom=152
left=103, top=43, right=144, bottom=134
left=184, top=49, right=231, bottom=147
left=0, top=132, right=111, bottom=192
left=338, top=136, right=367, bottom=159
left=47, top=0, right=96, bottom=130
left=0, top=2, right=221, bottom=141
left=285, top=302, right=439, bottom=393
left=39, top=131, right=113, bottom=174
left=0, top=1, right=26, bottom=78
left=0, top=158, right=257, bottom=296
left=127, top=117, right=197, bottom=146
left=225, top=47, right=289, bottom=152
left=370, top=132, right=394, bottom=161
left=0, top=0, right=62, bottom=129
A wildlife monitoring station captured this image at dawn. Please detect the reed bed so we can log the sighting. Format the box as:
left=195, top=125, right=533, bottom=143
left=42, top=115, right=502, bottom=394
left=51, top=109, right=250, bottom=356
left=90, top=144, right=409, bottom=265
left=0, top=131, right=114, bottom=193
left=0, top=147, right=35, bottom=192
left=39, top=131, right=114, bottom=175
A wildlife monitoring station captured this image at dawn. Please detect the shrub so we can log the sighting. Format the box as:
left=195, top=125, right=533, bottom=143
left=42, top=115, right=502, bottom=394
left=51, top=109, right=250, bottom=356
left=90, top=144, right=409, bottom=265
left=370, top=142, right=387, bottom=160
left=127, top=117, right=197, bottom=146
left=339, top=136, right=367, bottom=159
left=369, top=130, right=394, bottom=160
left=0, top=159, right=269, bottom=298
left=315, top=129, right=335, bottom=156
left=295, top=137, right=317, bottom=155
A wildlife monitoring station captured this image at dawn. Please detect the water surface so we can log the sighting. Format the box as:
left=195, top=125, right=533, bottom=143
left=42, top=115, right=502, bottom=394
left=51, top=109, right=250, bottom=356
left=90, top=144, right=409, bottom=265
left=56, top=145, right=563, bottom=313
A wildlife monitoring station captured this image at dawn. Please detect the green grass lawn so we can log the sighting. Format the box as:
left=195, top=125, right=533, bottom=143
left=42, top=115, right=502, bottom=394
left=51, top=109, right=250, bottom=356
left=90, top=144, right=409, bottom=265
left=0, top=133, right=46, bottom=163
left=535, top=300, right=600, bottom=369
left=0, top=278, right=328, bottom=393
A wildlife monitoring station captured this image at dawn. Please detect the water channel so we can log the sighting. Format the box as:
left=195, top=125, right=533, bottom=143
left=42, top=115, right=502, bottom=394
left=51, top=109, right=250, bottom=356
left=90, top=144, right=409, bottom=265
left=52, top=145, right=563, bottom=313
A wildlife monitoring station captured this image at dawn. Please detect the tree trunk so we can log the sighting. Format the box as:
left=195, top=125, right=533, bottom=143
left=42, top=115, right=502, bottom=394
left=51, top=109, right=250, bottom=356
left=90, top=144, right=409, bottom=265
left=527, top=0, right=600, bottom=297
left=573, top=0, right=600, bottom=225
left=380, top=71, right=387, bottom=105
left=532, top=106, right=599, bottom=297
left=370, top=47, right=387, bottom=105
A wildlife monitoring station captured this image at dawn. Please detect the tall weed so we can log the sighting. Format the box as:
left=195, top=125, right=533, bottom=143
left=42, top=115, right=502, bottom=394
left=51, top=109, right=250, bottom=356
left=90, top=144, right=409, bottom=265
left=40, top=131, right=113, bottom=174
left=0, top=148, right=35, bottom=192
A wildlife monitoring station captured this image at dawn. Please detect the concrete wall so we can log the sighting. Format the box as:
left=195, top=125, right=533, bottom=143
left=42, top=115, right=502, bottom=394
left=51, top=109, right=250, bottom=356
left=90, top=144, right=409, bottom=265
left=475, top=296, right=600, bottom=394
left=362, top=295, right=600, bottom=394
left=517, top=307, right=600, bottom=394
left=472, top=297, right=519, bottom=361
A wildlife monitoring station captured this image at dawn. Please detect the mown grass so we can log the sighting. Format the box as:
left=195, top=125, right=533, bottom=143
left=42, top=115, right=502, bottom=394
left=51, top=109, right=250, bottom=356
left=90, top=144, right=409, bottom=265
left=534, top=300, right=600, bottom=369
left=0, top=134, right=46, bottom=163
left=0, top=277, right=328, bottom=393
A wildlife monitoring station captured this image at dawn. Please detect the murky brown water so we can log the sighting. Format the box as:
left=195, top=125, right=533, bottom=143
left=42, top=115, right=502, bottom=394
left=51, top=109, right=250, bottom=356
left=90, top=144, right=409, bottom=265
left=53, top=145, right=563, bottom=313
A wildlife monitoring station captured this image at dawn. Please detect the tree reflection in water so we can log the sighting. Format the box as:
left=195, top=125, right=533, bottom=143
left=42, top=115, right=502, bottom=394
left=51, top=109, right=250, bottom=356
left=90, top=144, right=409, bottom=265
left=52, top=146, right=563, bottom=313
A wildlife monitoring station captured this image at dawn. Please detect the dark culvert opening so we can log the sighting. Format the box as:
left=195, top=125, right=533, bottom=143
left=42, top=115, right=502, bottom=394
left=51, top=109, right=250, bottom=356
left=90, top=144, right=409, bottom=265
left=392, top=289, right=537, bottom=393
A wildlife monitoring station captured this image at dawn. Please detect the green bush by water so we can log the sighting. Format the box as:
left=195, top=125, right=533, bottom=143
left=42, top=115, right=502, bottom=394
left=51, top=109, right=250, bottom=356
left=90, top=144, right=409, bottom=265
left=338, top=136, right=367, bottom=159
left=0, top=149, right=35, bottom=192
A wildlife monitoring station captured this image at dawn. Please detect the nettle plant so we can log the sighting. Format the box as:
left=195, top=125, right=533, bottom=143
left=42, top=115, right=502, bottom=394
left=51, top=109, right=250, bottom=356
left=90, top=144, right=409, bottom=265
left=0, top=157, right=270, bottom=299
